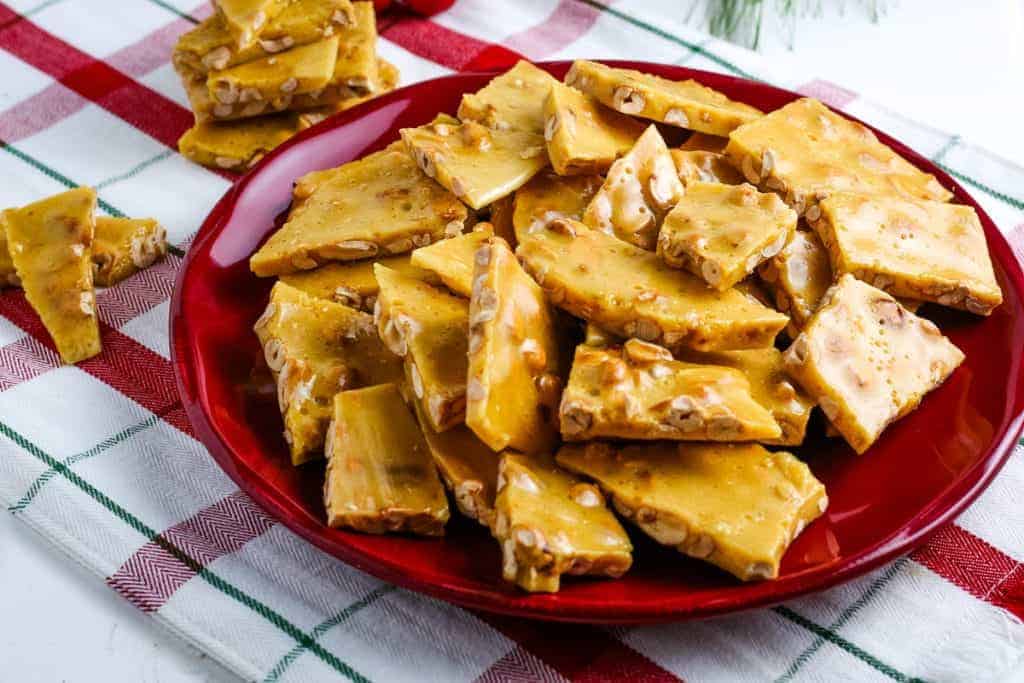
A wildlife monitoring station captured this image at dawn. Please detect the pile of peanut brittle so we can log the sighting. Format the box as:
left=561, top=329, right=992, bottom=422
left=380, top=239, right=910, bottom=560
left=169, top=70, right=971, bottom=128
left=173, top=1, right=398, bottom=172
left=249, top=59, right=1003, bottom=592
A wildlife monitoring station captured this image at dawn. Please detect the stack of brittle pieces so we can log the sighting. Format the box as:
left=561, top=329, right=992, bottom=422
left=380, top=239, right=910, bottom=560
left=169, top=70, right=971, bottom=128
left=174, top=0, right=399, bottom=172
left=248, top=59, right=1003, bottom=593
left=0, top=188, right=168, bottom=364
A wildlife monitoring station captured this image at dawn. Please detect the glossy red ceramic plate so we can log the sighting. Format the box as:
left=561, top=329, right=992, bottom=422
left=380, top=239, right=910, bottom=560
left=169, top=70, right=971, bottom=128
left=171, top=61, right=1024, bottom=623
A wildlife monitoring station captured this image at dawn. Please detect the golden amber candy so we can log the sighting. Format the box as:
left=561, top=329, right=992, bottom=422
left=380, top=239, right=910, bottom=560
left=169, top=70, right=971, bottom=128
left=325, top=383, right=449, bottom=535
left=214, top=0, right=290, bottom=48
left=409, top=223, right=494, bottom=298
left=280, top=254, right=437, bottom=312
left=511, top=171, right=602, bottom=244
left=542, top=81, right=643, bottom=176
left=458, top=60, right=560, bottom=135
left=670, top=150, right=744, bottom=186
left=92, top=217, right=168, bottom=287
left=557, top=442, right=827, bottom=582
left=679, top=131, right=728, bottom=153
left=492, top=450, right=632, bottom=593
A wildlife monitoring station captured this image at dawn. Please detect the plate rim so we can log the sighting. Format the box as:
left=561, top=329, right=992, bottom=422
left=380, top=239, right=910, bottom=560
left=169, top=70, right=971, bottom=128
left=170, top=60, right=1024, bottom=623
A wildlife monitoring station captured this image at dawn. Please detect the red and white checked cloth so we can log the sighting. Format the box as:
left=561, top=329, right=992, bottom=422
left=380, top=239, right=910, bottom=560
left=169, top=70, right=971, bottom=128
left=1, top=1, right=1023, bottom=681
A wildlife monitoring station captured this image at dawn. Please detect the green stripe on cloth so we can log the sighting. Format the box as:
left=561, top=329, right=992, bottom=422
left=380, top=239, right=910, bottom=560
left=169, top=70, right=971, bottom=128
left=1, top=142, right=125, bottom=217
left=937, top=162, right=1024, bottom=212
left=96, top=150, right=174, bottom=190
left=775, top=558, right=909, bottom=682
left=8, top=414, right=161, bottom=512
left=772, top=606, right=922, bottom=682
left=931, top=135, right=962, bottom=165
left=143, top=0, right=200, bottom=24
left=0, top=418, right=372, bottom=683
left=264, top=585, right=398, bottom=683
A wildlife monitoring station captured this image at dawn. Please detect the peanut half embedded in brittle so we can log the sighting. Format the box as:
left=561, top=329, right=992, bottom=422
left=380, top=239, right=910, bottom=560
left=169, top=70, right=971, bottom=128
left=3, top=188, right=100, bottom=364
left=512, top=171, right=602, bottom=245
left=409, top=223, right=494, bottom=297
left=213, top=0, right=291, bottom=48
left=757, top=227, right=833, bottom=336
left=466, top=237, right=564, bottom=453
left=373, top=264, right=469, bottom=432
left=325, top=383, right=450, bottom=535
left=206, top=36, right=339, bottom=115
left=783, top=274, right=964, bottom=454
left=811, top=192, right=1002, bottom=315
left=516, top=220, right=788, bottom=351
left=543, top=81, right=644, bottom=176
left=582, top=125, right=684, bottom=250
left=254, top=282, right=403, bottom=465
left=412, top=400, right=499, bottom=528
left=559, top=341, right=781, bottom=442
left=173, top=0, right=354, bottom=79
left=280, top=254, right=438, bottom=312
left=458, top=60, right=560, bottom=135
left=670, top=150, right=744, bottom=186
left=565, top=60, right=762, bottom=136
left=250, top=147, right=468, bottom=277
left=724, top=97, right=951, bottom=218
left=92, top=217, right=168, bottom=287
left=492, top=450, right=632, bottom=593
left=556, top=442, right=827, bottom=582
left=401, top=118, right=548, bottom=211
left=657, top=182, right=797, bottom=291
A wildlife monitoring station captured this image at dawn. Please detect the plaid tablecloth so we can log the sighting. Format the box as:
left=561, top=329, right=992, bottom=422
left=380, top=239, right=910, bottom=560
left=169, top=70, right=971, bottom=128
left=1, top=1, right=1023, bottom=681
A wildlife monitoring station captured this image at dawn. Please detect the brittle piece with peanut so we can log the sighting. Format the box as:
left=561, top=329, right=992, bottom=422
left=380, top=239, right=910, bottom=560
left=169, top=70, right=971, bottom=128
left=373, top=265, right=469, bottom=433
left=492, top=451, right=632, bottom=593
left=657, top=182, right=797, bottom=291
left=466, top=237, right=564, bottom=453
left=92, top=217, right=168, bottom=287
left=280, top=255, right=438, bottom=312
left=556, top=442, right=827, bottom=582
left=325, top=383, right=450, bottom=535
left=783, top=274, right=964, bottom=454
left=512, top=171, right=602, bottom=244
left=516, top=220, right=788, bottom=352
left=670, top=149, right=744, bottom=186
left=458, top=60, right=560, bottom=135
left=213, top=0, right=291, bottom=49
left=3, top=188, right=100, bottom=364
left=254, top=282, right=403, bottom=465
left=559, top=341, right=781, bottom=442
left=410, top=223, right=493, bottom=298
left=543, top=80, right=644, bottom=176
left=250, top=146, right=468, bottom=277
left=565, top=60, right=762, bottom=136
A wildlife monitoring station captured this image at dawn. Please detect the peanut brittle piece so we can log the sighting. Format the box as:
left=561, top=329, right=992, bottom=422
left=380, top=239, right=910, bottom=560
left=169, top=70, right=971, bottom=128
left=670, top=150, right=744, bottom=186
left=0, top=215, right=20, bottom=288
left=466, top=237, right=563, bottom=453
left=811, top=193, right=1001, bottom=315
left=91, top=217, right=168, bottom=287
left=582, top=125, right=684, bottom=250
left=565, top=60, right=762, bottom=136
left=409, top=223, right=493, bottom=297
left=493, top=451, right=632, bottom=593
left=757, top=228, right=832, bottom=335
left=290, top=3, right=380, bottom=109
left=517, top=220, right=788, bottom=351
left=214, top=0, right=290, bottom=48
left=679, top=132, right=728, bottom=153
left=511, top=171, right=602, bottom=244
left=254, top=282, right=402, bottom=464
left=559, top=341, right=780, bottom=442
left=173, top=0, right=354, bottom=78
left=401, top=119, right=547, bottom=210
left=4, top=188, right=100, bottom=364
left=296, top=57, right=398, bottom=125
left=725, top=98, right=952, bottom=217
left=280, top=255, right=437, bottom=311
left=542, top=81, right=644, bottom=176
left=325, top=383, right=449, bottom=535
left=373, top=265, right=469, bottom=432
left=556, top=442, right=827, bottom=581
left=783, top=274, right=964, bottom=454
left=177, top=113, right=305, bottom=172
left=657, top=182, right=797, bottom=291
left=206, top=36, right=339, bottom=113
left=250, top=147, right=468, bottom=276
left=458, top=60, right=560, bottom=135
left=676, top=347, right=814, bottom=446
left=412, top=400, right=498, bottom=527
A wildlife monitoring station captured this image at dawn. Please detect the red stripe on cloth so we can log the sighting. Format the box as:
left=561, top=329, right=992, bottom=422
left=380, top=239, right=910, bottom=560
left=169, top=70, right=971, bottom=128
left=501, top=0, right=604, bottom=59
left=0, top=292, right=189, bottom=436
left=0, top=2, right=193, bottom=150
left=0, top=334, right=59, bottom=391
left=0, top=86, right=90, bottom=144
left=913, top=524, right=1024, bottom=620
left=474, top=646, right=563, bottom=683
left=478, top=614, right=679, bottom=682
left=381, top=12, right=522, bottom=71
left=108, top=490, right=276, bottom=612
left=97, top=253, right=181, bottom=329
left=797, top=79, right=858, bottom=109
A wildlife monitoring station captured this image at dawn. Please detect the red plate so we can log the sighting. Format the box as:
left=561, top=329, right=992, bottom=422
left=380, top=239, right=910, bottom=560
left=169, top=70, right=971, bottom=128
left=170, top=61, right=1024, bottom=623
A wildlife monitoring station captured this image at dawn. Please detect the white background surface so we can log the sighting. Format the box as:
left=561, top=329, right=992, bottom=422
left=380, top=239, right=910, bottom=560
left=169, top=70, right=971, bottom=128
left=1, top=1, right=1022, bottom=681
